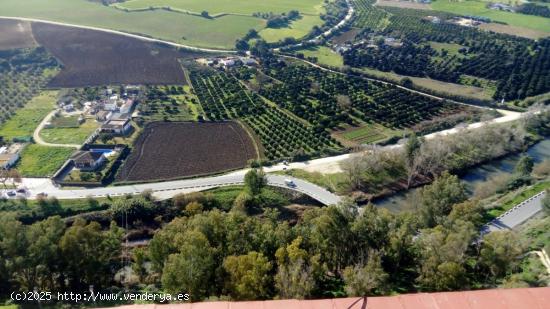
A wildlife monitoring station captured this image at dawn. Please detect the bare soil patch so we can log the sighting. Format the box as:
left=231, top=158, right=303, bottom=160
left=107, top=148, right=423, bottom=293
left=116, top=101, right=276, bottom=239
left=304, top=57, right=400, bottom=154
left=375, top=0, right=431, bottom=10
left=31, top=23, right=200, bottom=87
left=479, top=23, right=550, bottom=40
left=0, top=19, right=36, bottom=50
left=116, top=121, right=258, bottom=182
left=332, top=28, right=360, bottom=44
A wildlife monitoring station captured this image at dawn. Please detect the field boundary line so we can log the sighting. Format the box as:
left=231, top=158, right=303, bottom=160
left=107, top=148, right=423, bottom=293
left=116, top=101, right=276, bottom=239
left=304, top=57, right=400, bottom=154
left=235, top=120, right=262, bottom=160
left=0, top=16, right=236, bottom=53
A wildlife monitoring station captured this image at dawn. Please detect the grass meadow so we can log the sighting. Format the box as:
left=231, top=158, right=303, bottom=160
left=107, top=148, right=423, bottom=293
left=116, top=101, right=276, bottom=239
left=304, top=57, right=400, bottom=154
left=431, top=0, right=550, bottom=33
left=260, top=15, right=323, bottom=42
left=40, top=118, right=99, bottom=145
left=356, top=67, right=494, bottom=101
left=0, top=91, right=57, bottom=141
left=1, top=0, right=265, bottom=49
left=296, top=46, right=344, bottom=67
left=16, top=144, right=74, bottom=177
left=117, top=0, right=324, bottom=15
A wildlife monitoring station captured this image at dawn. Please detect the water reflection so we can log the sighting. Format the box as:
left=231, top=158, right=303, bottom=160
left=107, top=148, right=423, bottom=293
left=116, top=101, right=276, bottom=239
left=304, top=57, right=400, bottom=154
left=375, top=139, right=550, bottom=212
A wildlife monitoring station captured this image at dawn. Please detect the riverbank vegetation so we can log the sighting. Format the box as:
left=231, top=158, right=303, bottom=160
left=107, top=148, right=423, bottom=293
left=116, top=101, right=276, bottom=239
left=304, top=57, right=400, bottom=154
left=0, top=171, right=542, bottom=305
left=341, top=121, right=531, bottom=198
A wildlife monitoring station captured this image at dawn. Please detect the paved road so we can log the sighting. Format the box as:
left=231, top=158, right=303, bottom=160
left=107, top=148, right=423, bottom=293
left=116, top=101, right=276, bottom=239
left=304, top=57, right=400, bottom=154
left=5, top=172, right=342, bottom=206
left=0, top=16, right=235, bottom=53
left=33, top=110, right=81, bottom=149
left=481, top=190, right=547, bottom=234
left=11, top=109, right=525, bottom=202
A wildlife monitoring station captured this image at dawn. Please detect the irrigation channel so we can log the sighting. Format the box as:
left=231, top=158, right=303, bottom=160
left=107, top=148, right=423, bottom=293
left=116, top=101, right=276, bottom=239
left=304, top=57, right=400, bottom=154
left=374, top=138, right=550, bottom=212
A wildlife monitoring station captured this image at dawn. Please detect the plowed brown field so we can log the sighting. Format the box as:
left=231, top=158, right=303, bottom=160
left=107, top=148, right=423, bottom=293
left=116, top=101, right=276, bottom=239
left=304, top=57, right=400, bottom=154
left=32, top=23, right=197, bottom=87
left=116, top=121, right=258, bottom=182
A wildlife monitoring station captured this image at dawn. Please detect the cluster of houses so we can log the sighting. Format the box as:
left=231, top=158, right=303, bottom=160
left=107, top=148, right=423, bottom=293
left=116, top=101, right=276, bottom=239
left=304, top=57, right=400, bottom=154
left=331, top=36, right=403, bottom=55
left=197, top=56, right=258, bottom=69
left=487, top=2, right=515, bottom=12
left=80, top=87, right=140, bottom=136
left=54, top=87, right=141, bottom=180
left=0, top=143, right=24, bottom=169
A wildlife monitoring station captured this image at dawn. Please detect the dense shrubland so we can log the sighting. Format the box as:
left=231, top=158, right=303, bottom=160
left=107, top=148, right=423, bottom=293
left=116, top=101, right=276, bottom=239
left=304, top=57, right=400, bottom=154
left=0, top=173, right=530, bottom=304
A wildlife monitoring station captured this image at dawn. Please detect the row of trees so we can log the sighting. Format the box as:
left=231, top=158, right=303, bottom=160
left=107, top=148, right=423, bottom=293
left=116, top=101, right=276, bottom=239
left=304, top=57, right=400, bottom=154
left=340, top=121, right=531, bottom=195
left=344, top=4, right=550, bottom=101
left=259, top=60, right=454, bottom=130
left=188, top=67, right=341, bottom=161
left=0, top=47, right=59, bottom=127
left=2, top=154, right=545, bottom=304
left=251, top=10, right=301, bottom=28
left=141, top=172, right=527, bottom=301
left=0, top=216, right=123, bottom=297
left=517, top=3, right=550, bottom=18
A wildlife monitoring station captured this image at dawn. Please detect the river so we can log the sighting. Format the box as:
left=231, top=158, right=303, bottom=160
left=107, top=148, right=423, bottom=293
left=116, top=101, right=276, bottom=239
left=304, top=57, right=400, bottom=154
left=374, top=138, right=550, bottom=212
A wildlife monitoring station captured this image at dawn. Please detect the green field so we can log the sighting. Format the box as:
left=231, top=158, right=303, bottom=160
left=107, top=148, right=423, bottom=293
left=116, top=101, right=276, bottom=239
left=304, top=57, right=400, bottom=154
left=296, top=46, right=344, bottom=67
left=339, top=123, right=398, bottom=144
left=40, top=118, right=99, bottom=145
left=429, top=42, right=465, bottom=56
left=0, top=91, right=57, bottom=141
left=260, top=15, right=323, bottom=42
left=117, top=0, right=323, bottom=15
left=431, top=0, right=550, bottom=33
left=356, top=67, right=494, bottom=101
left=1, top=0, right=265, bottom=49
left=16, top=144, right=74, bottom=177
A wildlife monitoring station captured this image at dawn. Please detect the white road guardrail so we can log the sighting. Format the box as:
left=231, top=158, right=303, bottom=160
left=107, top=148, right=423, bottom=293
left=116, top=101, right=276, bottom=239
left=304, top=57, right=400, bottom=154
left=481, top=190, right=546, bottom=234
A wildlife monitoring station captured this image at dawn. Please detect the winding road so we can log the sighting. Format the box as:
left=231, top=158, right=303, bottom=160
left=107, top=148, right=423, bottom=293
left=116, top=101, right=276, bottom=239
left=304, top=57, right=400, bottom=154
left=11, top=172, right=342, bottom=206
left=33, top=110, right=81, bottom=149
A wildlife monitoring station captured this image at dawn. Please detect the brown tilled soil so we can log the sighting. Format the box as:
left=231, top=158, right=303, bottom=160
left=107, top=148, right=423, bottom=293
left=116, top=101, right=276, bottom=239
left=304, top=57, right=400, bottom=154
left=0, top=20, right=36, bottom=50
left=116, top=121, right=258, bottom=182
left=31, top=22, right=199, bottom=87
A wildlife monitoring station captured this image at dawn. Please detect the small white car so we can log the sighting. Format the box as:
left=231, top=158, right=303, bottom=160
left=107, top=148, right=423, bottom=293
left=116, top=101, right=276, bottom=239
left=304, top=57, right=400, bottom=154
left=285, top=179, right=296, bottom=187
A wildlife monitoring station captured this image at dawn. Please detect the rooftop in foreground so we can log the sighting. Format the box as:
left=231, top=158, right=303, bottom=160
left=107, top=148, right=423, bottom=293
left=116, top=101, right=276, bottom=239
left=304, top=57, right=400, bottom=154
left=99, top=287, right=550, bottom=309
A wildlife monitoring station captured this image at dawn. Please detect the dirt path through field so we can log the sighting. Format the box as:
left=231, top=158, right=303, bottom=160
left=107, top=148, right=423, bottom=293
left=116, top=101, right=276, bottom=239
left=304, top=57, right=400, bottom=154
left=33, top=110, right=81, bottom=149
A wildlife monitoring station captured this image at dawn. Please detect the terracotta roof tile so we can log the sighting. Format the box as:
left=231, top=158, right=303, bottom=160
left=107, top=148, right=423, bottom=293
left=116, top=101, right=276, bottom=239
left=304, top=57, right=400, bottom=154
left=97, top=288, right=550, bottom=309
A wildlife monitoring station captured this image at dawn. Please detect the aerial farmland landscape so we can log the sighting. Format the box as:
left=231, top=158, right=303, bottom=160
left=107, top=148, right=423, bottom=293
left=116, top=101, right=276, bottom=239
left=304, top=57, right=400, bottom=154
left=0, top=0, right=550, bottom=308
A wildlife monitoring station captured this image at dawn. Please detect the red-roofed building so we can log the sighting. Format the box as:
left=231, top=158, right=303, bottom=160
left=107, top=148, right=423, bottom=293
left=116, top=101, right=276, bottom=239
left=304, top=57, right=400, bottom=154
left=99, top=287, right=550, bottom=309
